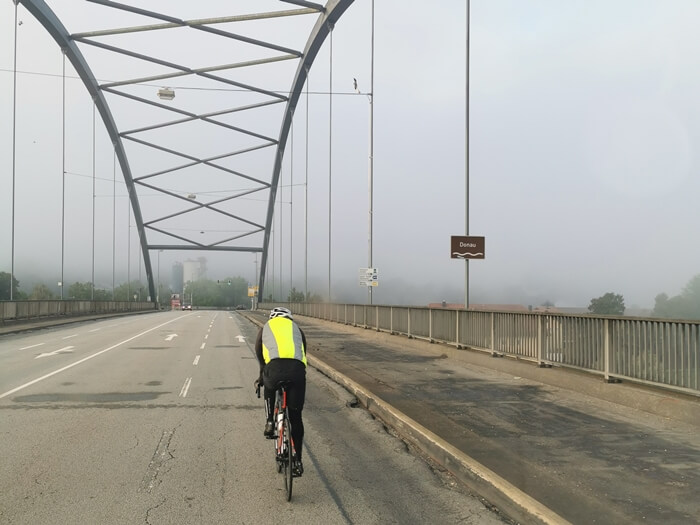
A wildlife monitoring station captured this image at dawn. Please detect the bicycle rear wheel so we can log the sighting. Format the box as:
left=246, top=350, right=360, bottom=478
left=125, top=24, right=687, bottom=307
left=283, top=413, right=293, bottom=501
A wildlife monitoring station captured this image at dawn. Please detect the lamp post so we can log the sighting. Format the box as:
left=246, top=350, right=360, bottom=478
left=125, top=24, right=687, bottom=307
left=157, top=249, right=162, bottom=308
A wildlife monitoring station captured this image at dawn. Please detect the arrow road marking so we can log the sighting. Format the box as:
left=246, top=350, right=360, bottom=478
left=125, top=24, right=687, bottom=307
left=165, top=334, right=178, bottom=342
left=35, top=346, right=74, bottom=359
left=236, top=335, right=246, bottom=343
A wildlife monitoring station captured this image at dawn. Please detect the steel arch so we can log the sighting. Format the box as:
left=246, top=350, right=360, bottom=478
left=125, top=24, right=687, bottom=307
left=17, top=0, right=354, bottom=303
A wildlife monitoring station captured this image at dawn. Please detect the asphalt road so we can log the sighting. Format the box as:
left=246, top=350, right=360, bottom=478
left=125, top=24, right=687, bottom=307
left=0, top=311, right=506, bottom=524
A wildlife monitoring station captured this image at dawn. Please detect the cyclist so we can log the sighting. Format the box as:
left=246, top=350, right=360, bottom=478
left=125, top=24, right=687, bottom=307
left=254, top=306, right=307, bottom=476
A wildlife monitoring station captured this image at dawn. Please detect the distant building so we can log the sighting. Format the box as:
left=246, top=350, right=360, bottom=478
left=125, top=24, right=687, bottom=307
left=171, top=262, right=184, bottom=294
left=183, top=259, right=203, bottom=287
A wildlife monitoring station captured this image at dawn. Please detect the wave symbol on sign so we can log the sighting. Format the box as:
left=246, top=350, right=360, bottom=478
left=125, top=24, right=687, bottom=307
left=452, top=252, right=483, bottom=258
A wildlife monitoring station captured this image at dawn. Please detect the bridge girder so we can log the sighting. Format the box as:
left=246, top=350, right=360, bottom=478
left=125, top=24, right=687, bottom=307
left=17, top=0, right=354, bottom=303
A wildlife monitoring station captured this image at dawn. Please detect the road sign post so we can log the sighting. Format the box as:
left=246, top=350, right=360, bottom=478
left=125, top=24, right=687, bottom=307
left=359, top=268, right=378, bottom=287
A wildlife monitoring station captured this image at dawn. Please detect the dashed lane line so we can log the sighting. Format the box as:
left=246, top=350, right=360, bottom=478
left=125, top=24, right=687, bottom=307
left=179, top=377, right=192, bottom=397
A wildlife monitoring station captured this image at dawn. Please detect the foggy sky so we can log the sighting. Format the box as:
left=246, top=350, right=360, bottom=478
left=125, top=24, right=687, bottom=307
left=1, top=1, right=699, bottom=309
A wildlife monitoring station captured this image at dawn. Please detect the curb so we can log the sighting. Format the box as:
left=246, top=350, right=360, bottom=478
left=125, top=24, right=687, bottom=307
left=309, top=354, right=571, bottom=525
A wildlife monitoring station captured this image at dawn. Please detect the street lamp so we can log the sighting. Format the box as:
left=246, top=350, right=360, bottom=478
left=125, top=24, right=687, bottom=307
left=157, top=87, right=175, bottom=100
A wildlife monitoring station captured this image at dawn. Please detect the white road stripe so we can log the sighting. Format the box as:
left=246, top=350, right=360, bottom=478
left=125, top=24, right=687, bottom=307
left=88, top=328, right=101, bottom=333
left=200, top=342, right=206, bottom=350
left=179, top=377, right=192, bottom=397
left=35, top=346, right=74, bottom=359
left=204, top=334, right=209, bottom=339
left=20, top=343, right=45, bottom=350
left=62, top=334, right=78, bottom=340
left=0, top=316, right=184, bottom=400
left=193, top=355, right=200, bottom=366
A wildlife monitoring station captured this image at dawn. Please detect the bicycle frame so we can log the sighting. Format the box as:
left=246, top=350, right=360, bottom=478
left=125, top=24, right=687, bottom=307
left=274, top=386, right=297, bottom=461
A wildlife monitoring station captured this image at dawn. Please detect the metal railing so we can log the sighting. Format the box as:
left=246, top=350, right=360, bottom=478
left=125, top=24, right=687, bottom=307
left=0, top=300, right=155, bottom=324
left=259, top=302, right=700, bottom=397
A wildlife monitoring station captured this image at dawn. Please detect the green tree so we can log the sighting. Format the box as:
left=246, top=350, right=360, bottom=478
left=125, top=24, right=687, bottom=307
left=653, top=274, right=700, bottom=320
left=288, top=287, right=305, bottom=302
left=94, top=288, right=113, bottom=301
left=29, top=283, right=56, bottom=300
left=0, top=271, right=21, bottom=300
left=113, top=281, right=148, bottom=302
left=67, top=282, right=95, bottom=300
left=588, top=292, right=625, bottom=315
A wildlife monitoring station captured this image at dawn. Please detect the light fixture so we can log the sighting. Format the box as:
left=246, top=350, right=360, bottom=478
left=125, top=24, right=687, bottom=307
left=157, top=87, right=175, bottom=100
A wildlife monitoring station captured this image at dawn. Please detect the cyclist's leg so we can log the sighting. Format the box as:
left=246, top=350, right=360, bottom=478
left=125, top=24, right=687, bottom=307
left=286, top=363, right=307, bottom=462
left=261, top=365, right=279, bottom=436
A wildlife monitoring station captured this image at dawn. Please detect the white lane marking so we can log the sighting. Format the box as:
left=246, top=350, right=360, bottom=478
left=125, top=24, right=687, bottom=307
left=35, top=346, right=75, bottom=359
left=179, top=377, right=192, bottom=397
left=193, top=355, right=200, bottom=366
left=88, top=328, right=101, bottom=333
left=236, top=335, right=246, bottom=342
left=200, top=342, right=206, bottom=350
left=165, top=334, right=178, bottom=342
left=0, top=316, right=184, bottom=400
left=20, top=343, right=45, bottom=350
left=62, top=334, right=78, bottom=340
left=204, top=334, right=209, bottom=340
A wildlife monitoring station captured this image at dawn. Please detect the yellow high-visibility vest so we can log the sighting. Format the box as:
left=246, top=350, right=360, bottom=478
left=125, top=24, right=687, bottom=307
left=262, top=317, right=306, bottom=366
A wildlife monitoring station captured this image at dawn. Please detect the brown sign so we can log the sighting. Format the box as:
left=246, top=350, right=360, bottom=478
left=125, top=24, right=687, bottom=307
left=451, top=236, right=485, bottom=259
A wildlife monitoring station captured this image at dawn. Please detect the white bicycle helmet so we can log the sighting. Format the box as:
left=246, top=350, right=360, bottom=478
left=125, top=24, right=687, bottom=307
left=269, top=306, right=293, bottom=320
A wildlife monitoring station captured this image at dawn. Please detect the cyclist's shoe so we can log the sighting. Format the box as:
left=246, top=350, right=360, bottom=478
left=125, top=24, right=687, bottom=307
left=292, top=459, right=304, bottom=478
left=263, top=421, right=275, bottom=439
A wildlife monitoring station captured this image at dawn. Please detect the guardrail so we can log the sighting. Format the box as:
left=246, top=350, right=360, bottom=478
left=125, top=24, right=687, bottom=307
left=0, top=300, right=156, bottom=324
left=259, top=302, right=700, bottom=397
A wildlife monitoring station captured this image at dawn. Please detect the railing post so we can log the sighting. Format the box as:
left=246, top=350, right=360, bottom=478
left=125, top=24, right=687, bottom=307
left=537, top=315, right=548, bottom=367
left=429, top=308, right=433, bottom=342
left=604, top=318, right=611, bottom=382
left=455, top=310, right=460, bottom=348
left=390, top=306, right=393, bottom=333
left=408, top=307, right=412, bottom=339
left=376, top=306, right=379, bottom=331
left=490, top=312, right=495, bottom=353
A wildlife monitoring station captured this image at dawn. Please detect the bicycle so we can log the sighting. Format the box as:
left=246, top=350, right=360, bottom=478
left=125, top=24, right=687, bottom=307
left=257, top=380, right=298, bottom=501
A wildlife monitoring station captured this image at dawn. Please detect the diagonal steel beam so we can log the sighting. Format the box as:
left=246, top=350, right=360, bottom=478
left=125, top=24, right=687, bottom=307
left=100, top=57, right=297, bottom=89
left=79, top=39, right=289, bottom=101
left=73, top=8, right=319, bottom=38
left=134, top=159, right=270, bottom=188
left=281, top=0, right=326, bottom=11
left=135, top=180, right=266, bottom=231
left=120, top=99, right=285, bottom=136
left=85, top=0, right=304, bottom=57
left=122, top=135, right=275, bottom=184
left=102, top=87, right=282, bottom=143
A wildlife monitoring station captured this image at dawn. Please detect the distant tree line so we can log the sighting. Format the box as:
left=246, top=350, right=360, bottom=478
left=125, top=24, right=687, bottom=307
left=583, top=273, right=700, bottom=319
left=652, top=274, right=700, bottom=320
